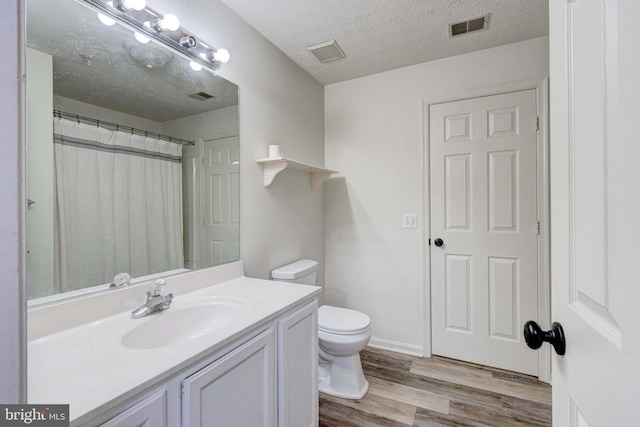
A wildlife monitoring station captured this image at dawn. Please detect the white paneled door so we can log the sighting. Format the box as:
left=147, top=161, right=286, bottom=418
left=550, top=0, right=640, bottom=425
left=430, top=90, right=539, bottom=375
left=202, top=135, right=239, bottom=267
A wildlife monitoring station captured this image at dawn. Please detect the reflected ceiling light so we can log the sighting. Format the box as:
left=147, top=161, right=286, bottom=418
left=134, top=31, right=150, bottom=44
left=189, top=61, right=203, bottom=71
left=125, top=40, right=173, bottom=69
left=98, top=1, right=116, bottom=26
left=98, top=12, right=116, bottom=26
left=149, top=13, right=180, bottom=32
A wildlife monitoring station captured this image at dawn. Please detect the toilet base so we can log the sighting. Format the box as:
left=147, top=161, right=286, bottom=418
left=318, top=353, right=369, bottom=399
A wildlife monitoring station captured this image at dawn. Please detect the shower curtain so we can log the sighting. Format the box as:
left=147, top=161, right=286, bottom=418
left=53, top=117, right=184, bottom=293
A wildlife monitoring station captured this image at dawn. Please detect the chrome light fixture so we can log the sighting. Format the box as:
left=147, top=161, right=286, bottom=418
left=179, top=35, right=197, bottom=49
left=113, top=0, right=146, bottom=11
left=83, top=0, right=230, bottom=73
left=148, top=13, right=180, bottom=32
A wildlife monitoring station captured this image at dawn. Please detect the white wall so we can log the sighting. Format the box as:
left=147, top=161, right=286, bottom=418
left=150, top=0, right=326, bottom=285
left=0, top=0, right=26, bottom=403
left=162, top=105, right=238, bottom=143
left=324, top=37, right=549, bottom=355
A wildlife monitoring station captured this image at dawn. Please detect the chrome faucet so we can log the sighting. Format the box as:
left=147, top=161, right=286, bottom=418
left=131, top=279, right=173, bottom=318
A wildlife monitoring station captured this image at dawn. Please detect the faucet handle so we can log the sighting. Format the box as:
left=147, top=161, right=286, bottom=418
left=149, top=279, right=167, bottom=296
left=109, top=272, right=131, bottom=289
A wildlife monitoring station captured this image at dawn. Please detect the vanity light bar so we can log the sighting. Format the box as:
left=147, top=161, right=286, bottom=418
left=80, top=0, right=229, bottom=73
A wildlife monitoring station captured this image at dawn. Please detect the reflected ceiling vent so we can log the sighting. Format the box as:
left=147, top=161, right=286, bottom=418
left=449, top=14, right=490, bottom=38
left=307, top=40, right=346, bottom=63
left=188, top=91, right=215, bottom=101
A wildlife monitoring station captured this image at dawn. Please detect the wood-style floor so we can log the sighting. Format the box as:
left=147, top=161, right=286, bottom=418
left=319, top=347, right=552, bottom=426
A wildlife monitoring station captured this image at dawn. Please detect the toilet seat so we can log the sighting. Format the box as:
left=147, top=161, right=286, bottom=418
left=318, top=305, right=371, bottom=335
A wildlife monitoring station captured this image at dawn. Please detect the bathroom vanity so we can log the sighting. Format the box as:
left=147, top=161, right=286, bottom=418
left=28, top=261, right=320, bottom=426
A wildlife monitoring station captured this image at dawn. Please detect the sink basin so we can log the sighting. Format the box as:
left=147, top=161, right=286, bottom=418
left=120, top=296, right=249, bottom=350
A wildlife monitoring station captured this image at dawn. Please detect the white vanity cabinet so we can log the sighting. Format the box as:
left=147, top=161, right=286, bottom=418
left=182, top=328, right=276, bottom=427
left=277, top=300, right=318, bottom=427
left=100, top=390, right=167, bottom=427
left=92, top=297, right=318, bottom=427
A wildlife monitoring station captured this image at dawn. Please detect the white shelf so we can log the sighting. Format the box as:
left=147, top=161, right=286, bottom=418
left=256, top=157, right=338, bottom=190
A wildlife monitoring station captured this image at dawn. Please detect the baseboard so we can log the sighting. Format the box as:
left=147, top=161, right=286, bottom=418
left=367, top=337, right=425, bottom=357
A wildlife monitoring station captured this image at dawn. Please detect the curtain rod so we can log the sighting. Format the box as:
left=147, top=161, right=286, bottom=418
left=53, top=110, right=196, bottom=146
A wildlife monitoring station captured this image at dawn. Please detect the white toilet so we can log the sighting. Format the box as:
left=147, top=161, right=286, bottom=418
left=271, top=259, right=372, bottom=399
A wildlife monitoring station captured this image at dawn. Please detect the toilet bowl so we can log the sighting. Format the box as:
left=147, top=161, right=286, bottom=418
left=271, top=259, right=372, bottom=399
left=317, top=305, right=371, bottom=399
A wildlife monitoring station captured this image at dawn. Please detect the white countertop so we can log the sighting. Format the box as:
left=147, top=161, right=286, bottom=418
left=28, top=266, right=320, bottom=424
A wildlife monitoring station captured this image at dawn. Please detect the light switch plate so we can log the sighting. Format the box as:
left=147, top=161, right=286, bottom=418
left=403, top=214, right=417, bottom=229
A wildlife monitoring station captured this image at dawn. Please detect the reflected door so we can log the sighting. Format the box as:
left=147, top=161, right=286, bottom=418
left=430, top=90, right=539, bottom=375
left=202, top=135, right=239, bottom=267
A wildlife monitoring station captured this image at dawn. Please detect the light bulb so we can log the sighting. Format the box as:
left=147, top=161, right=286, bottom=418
left=134, top=31, right=150, bottom=44
left=213, top=48, right=230, bottom=63
left=159, top=13, right=180, bottom=31
left=122, top=0, right=146, bottom=11
left=189, top=61, right=203, bottom=71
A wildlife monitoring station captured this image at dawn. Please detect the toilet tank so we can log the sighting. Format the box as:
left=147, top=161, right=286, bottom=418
left=271, top=259, right=318, bottom=285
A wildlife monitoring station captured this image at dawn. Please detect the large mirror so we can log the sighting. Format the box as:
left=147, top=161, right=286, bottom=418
left=26, top=0, right=239, bottom=302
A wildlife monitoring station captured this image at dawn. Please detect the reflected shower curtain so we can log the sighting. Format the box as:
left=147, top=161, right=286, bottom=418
left=53, top=117, right=184, bottom=293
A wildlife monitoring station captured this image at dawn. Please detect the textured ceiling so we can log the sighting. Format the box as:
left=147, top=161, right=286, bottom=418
left=220, top=0, right=549, bottom=85
left=27, top=0, right=238, bottom=123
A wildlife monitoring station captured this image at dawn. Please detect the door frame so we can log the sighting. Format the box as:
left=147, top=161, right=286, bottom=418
left=421, top=77, right=551, bottom=382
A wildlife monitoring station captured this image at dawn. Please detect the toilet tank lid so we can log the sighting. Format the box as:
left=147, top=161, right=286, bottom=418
left=271, top=259, right=318, bottom=280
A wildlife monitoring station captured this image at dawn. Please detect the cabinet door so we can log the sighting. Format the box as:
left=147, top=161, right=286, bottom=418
left=101, top=390, right=166, bottom=427
left=278, top=300, right=318, bottom=427
left=182, top=328, right=275, bottom=427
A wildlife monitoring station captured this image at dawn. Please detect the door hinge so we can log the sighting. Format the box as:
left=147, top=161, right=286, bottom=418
left=536, top=221, right=540, bottom=235
left=536, top=116, right=540, bottom=131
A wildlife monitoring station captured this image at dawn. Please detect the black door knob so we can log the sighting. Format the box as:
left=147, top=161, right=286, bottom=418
left=434, top=238, right=444, bottom=247
left=524, top=321, right=566, bottom=355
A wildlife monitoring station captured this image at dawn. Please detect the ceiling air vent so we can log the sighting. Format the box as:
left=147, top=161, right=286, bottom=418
left=449, top=14, right=490, bottom=38
left=307, top=40, right=346, bottom=63
left=188, top=91, right=215, bottom=101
